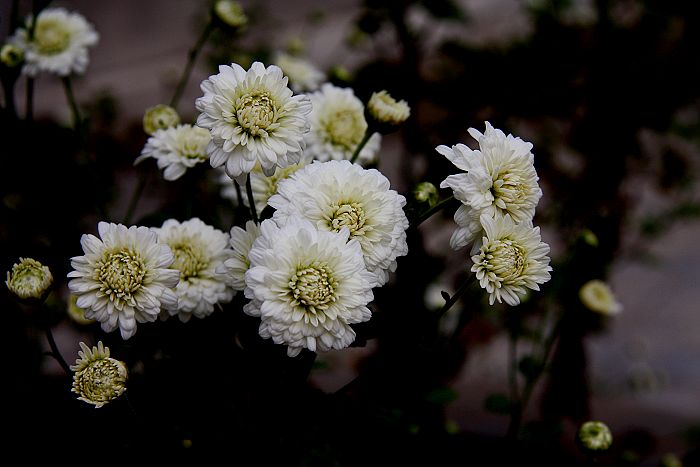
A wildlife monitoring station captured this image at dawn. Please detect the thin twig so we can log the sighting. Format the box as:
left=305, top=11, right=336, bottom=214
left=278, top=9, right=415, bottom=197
left=169, top=21, right=214, bottom=109
left=349, top=130, right=372, bottom=164
left=123, top=169, right=150, bottom=224
left=436, top=274, right=475, bottom=319
left=45, top=327, right=71, bottom=376
left=412, top=195, right=456, bottom=227
left=61, top=76, right=82, bottom=131
left=245, top=173, right=259, bottom=224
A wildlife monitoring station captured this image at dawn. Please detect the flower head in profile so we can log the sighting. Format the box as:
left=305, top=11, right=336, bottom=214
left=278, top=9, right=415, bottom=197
left=270, top=160, right=408, bottom=286
left=579, top=280, right=622, bottom=315
left=6, top=257, right=53, bottom=301
left=244, top=218, right=375, bottom=357
left=153, top=218, right=235, bottom=322
left=471, top=214, right=551, bottom=306
left=12, top=7, right=98, bottom=77
left=272, top=52, right=324, bottom=93
left=71, top=341, right=127, bottom=408
left=67, top=222, right=180, bottom=339
left=367, top=90, right=410, bottom=130
left=217, top=220, right=261, bottom=292
left=136, top=124, right=211, bottom=181
left=577, top=421, right=613, bottom=451
left=305, top=83, right=381, bottom=165
left=213, top=0, right=248, bottom=30
left=195, top=61, right=312, bottom=181
left=142, top=104, right=180, bottom=135
left=1, top=43, right=24, bottom=67
left=439, top=122, right=542, bottom=249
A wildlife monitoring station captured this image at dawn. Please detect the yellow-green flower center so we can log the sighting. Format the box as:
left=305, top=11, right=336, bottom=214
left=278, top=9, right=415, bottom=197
left=171, top=242, right=207, bottom=281
left=176, top=128, right=210, bottom=160
left=95, top=251, right=145, bottom=301
left=491, top=168, right=529, bottom=212
left=321, top=109, right=366, bottom=149
left=480, top=238, right=526, bottom=282
left=327, top=202, right=370, bottom=237
left=236, top=92, right=277, bottom=136
left=290, top=263, right=337, bottom=312
left=34, top=18, right=72, bottom=55
left=73, top=359, right=127, bottom=406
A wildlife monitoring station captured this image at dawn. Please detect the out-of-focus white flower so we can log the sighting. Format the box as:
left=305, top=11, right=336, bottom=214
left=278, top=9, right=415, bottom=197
left=213, top=0, right=248, bottom=29
left=244, top=218, right=375, bottom=357
left=439, top=122, right=542, bottom=249
left=153, top=218, right=235, bottom=322
left=12, top=8, right=98, bottom=77
left=577, top=421, right=613, bottom=451
left=367, top=90, right=410, bottom=127
left=471, top=214, right=551, bottom=306
left=135, top=124, right=211, bottom=181
left=6, top=257, right=53, bottom=301
left=579, top=280, right=622, bottom=315
left=71, top=341, right=127, bottom=408
left=272, top=52, right=324, bottom=93
left=305, top=83, right=381, bottom=165
left=270, top=160, right=409, bottom=286
left=195, top=61, right=312, bottom=181
left=0, top=43, right=23, bottom=67
left=67, top=222, right=180, bottom=340
left=217, top=220, right=261, bottom=292
left=142, top=104, right=180, bottom=135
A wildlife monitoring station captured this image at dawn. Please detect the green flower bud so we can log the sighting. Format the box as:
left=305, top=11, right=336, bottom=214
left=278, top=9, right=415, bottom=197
left=142, top=104, right=180, bottom=135
left=6, top=258, right=53, bottom=301
left=578, top=421, right=613, bottom=451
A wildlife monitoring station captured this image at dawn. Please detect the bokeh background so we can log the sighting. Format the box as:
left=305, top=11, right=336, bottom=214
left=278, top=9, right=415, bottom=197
left=2, top=0, right=699, bottom=464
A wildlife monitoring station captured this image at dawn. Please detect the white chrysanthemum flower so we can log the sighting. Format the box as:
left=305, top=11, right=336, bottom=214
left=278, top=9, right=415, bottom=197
left=6, top=257, right=53, bottom=300
left=272, top=52, right=324, bottom=93
left=67, top=222, right=180, bottom=339
left=12, top=8, right=98, bottom=77
left=579, top=280, right=622, bottom=315
left=269, top=160, right=408, bottom=286
left=471, top=214, right=551, bottom=306
left=367, top=90, right=410, bottom=126
left=142, top=104, right=180, bottom=135
left=217, top=154, right=312, bottom=213
left=153, top=218, right=235, bottom=322
left=245, top=218, right=375, bottom=357
left=195, top=61, right=312, bottom=181
left=439, top=122, right=542, bottom=249
left=71, top=341, right=127, bottom=408
left=217, top=220, right=261, bottom=292
left=135, top=124, right=211, bottom=181
left=305, top=83, right=381, bottom=165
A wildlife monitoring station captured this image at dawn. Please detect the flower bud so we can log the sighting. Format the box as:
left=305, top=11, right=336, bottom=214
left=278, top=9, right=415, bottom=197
left=6, top=258, right=53, bottom=301
left=71, top=341, right=127, bottom=408
left=366, top=90, right=410, bottom=133
left=577, top=421, right=613, bottom=451
left=579, top=280, right=622, bottom=315
left=413, top=182, right=438, bottom=207
left=142, top=104, right=180, bottom=135
left=0, top=43, right=24, bottom=68
left=213, top=0, right=248, bottom=30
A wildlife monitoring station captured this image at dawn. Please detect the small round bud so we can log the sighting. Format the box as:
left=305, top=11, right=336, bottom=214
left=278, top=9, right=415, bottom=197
left=71, top=341, right=127, bottom=408
left=577, top=421, right=613, bottom=451
left=213, top=0, right=248, bottom=30
left=579, top=280, right=622, bottom=315
left=413, top=182, right=438, bottom=207
left=6, top=258, right=53, bottom=301
left=1, top=43, right=24, bottom=68
left=142, top=104, right=180, bottom=135
left=366, top=90, right=410, bottom=133
left=580, top=228, right=599, bottom=247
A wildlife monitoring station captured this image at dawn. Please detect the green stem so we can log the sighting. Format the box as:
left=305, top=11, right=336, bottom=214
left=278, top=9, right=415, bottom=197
left=436, top=274, right=475, bottom=319
left=245, top=174, right=259, bottom=224
left=233, top=179, right=247, bottom=222
left=45, top=327, right=71, bottom=375
left=413, top=195, right=455, bottom=227
left=169, top=21, right=214, bottom=109
left=61, top=76, right=82, bottom=131
left=123, top=169, right=150, bottom=224
left=349, top=130, right=372, bottom=164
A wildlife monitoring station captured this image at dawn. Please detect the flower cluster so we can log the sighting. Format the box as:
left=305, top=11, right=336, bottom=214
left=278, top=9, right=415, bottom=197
left=439, top=122, right=551, bottom=305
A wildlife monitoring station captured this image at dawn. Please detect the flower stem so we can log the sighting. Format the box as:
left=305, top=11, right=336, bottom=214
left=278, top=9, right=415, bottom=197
left=349, top=130, right=372, bottom=164
left=169, top=21, right=214, bottom=109
left=413, top=195, right=455, bottom=227
left=45, top=327, right=71, bottom=376
left=245, top=173, right=259, bottom=224
left=437, top=274, right=475, bottom=319
left=123, top=169, right=150, bottom=224
left=25, top=77, right=34, bottom=122
left=61, top=76, right=82, bottom=131
left=506, top=332, right=522, bottom=441
left=233, top=178, right=248, bottom=222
